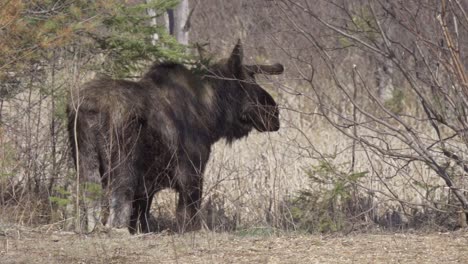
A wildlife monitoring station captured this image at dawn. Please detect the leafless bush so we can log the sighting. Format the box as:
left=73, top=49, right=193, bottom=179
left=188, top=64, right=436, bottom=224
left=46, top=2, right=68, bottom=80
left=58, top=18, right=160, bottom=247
left=0, top=50, right=91, bottom=229
left=268, top=0, right=468, bottom=229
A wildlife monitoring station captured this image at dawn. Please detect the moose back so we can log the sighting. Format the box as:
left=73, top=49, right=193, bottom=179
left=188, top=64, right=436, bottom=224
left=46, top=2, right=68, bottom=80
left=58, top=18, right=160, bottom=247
left=68, top=41, right=284, bottom=233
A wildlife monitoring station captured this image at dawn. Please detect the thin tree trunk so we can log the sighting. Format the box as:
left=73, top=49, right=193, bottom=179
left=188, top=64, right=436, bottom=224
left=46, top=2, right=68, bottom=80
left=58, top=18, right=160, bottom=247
left=173, top=0, right=189, bottom=45
left=49, top=51, right=57, bottom=194
left=146, top=0, right=159, bottom=45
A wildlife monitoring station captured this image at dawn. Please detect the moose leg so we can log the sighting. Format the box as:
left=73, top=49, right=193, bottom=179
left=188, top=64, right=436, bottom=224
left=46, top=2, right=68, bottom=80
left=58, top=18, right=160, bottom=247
left=105, top=125, right=141, bottom=231
left=106, top=165, right=135, bottom=230
left=72, top=112, right=104, bottom=233
left=175, top=167, right=203, bottom=233
left=176, top=184, right=202, bottom=232
left=82, top=170, right=102, bottom=233
left=76, top=143, right=102, bottom=232
left=107, top=192, right=133, bottom=229
left=129, top=198, right=139, bottom=234
left=140, top=193, right=156, bottom=233
left=129, top=193, right=155, bottom=234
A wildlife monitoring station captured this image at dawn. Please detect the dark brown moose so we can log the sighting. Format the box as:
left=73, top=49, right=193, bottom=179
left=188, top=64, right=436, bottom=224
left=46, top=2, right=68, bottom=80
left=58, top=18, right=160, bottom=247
left=68, top=40, right=284, bottom=233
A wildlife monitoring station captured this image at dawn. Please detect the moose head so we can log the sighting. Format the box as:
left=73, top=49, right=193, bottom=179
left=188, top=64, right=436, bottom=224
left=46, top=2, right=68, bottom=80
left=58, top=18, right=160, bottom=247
left=211, top=40, right=284, bottom=139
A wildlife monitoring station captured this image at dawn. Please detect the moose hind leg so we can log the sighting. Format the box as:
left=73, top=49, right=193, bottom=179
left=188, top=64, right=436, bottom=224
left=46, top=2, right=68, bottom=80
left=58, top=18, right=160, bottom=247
left=105, top=136, right=140, bottom=231
left=83, top=175, right=103, bottom=233
left=106, top=166, right=136, bottom=230
left=73, top=114, right=104, bottom=233
left=107, top=188, right=133, bottom=229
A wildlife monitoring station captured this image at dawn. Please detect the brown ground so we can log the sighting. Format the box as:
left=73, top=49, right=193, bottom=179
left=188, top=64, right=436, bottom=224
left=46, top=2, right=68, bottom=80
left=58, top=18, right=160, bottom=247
left=1, top=228, right=467, bottom=263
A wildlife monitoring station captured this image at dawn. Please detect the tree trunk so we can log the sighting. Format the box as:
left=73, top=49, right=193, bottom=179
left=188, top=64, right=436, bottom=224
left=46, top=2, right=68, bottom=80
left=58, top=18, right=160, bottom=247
left=145, top=0, right=159, bottom=45
left=173, top=0, right=189, bottom=45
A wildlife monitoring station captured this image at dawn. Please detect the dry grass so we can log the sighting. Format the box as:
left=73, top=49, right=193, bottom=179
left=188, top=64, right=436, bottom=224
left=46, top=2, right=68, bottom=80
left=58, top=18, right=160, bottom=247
left=1, top=227, right=467, bottom=263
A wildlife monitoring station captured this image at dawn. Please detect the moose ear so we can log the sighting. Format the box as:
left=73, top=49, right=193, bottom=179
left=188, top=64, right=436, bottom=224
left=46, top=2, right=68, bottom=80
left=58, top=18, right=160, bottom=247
left=228, top=39, right=243, bottom=78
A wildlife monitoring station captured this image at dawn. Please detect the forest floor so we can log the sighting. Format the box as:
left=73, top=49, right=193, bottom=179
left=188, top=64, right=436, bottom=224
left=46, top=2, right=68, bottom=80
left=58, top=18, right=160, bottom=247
left=1, top=227, right=467, bottom=263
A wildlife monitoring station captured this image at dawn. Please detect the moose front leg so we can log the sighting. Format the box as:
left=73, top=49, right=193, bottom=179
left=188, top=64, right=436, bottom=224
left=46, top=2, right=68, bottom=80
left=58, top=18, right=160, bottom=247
left=175, top=166, right=203, bottom=233
left=129, top=193, right=156, bottom=234
left=176, top=185, right=202, bottom=232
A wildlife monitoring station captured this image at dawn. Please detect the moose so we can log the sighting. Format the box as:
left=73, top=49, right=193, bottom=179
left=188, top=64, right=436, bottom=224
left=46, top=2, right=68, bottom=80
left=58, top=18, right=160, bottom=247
left=68, top=40, right=284, bottom=233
